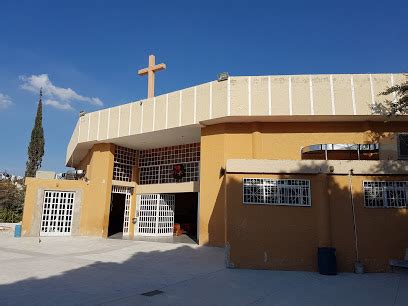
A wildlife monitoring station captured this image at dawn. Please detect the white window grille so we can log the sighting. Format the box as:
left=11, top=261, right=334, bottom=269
left=113, top=146, right=137, bottom=182
left=243, top=178, right=311, bottom=206
left=139, top=143, right=200, bottom=185
left=40, top=191, right=75, bottom=236
left=135, top=194, right=175, bottom=236
left=111, top=185, right=132, bottom=235
left=398, top=134, right=408, bottom=160
left=363, top=181, right=408, bottom=208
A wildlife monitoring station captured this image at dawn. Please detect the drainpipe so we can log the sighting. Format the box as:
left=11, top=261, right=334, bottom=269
left=349, top=169, right=364, bottom=273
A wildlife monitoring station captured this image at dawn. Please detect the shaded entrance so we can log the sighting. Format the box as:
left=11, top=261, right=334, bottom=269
left=108, top=186, right=132, bottom=238
left=108, top=193, right=126, bottom=237
left=174, top=192, right=198, bottom=243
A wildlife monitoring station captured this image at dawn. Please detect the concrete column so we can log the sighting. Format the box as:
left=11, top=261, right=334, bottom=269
left=252, top=123, right=262, bottom=159
left=316, top=173, right=332, bottom=247
left=129, top=153, right=139, bottom=239
left=78, top=143, right=115, bottom=238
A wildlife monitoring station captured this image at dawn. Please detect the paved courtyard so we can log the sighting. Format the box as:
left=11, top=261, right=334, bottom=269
left=0, top=236, right=407, bottom=306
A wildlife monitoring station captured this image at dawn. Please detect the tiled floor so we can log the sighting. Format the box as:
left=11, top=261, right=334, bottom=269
left=0, top=236, right=407, bottom=306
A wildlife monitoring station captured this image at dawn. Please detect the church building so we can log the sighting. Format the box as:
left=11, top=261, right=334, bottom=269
left=22, top=56, right=408, bottom=272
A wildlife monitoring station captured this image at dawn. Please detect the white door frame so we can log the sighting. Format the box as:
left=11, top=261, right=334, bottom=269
left=111, top=185, right=132, bottom=236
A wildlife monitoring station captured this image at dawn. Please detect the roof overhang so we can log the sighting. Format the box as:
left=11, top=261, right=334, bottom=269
left=66, top=73, right=407, bottom=167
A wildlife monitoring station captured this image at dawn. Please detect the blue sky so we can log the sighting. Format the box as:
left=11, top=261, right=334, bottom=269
left=0, top=0, right=407, bottom=176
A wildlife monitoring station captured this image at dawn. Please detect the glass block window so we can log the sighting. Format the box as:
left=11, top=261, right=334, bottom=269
left=113, top=146, right=137, bottom=182
left=363, top=181, right=408, bottom=208
left=139, top=143, right=200, bottom=185
left=243, top=178, right=311, bottom=206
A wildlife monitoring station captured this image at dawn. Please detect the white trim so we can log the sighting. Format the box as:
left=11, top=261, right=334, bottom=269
left=77, top=120, right=81, bottom=142
left=128, top=103, right=132, bottom=136
left=140, top=101, right=144, bottom=133
left=152, top=97, right=156, bottom=131
left=106, top=108, right=111, bottom=139
left=179, top=91, right=182, bottom=126
left=369, top=74, right=375, bottom=105
left=87, top=113, right=91, bottom=141
left=309, top=75, right=314, bottom=115
left=117, top=106, right=121, bottom=138
left=111, top=185, right=132, bottom=235
left=194, top=86, right=197, bottom=123
left=330, top=75, right=336, bottom=115
left=268, top=76, right=272, bottom=115
left=209, top=82, right=213, bottom=119
left=391, top=74, right=397, bottom=102
left=288, top=76, right=293, bottom=115
left=248, top=76, right=252, bottom=116
left=350, top=75, right=357, bottom=115
left=227, top=77, right=231, bottom=116
left=165, top=94, right=169, bottom=129
left=97, top=111, right=101, bottom=141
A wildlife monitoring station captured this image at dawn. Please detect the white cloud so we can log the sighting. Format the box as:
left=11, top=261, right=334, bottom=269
left=20, top=74, right=103, bottom=111
left=44, top=99, right=74, bottom=111
left=0, top=93, right=13, bottom=109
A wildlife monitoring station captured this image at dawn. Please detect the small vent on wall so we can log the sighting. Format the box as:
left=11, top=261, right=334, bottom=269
left=398, top=134, right=408, bottom=160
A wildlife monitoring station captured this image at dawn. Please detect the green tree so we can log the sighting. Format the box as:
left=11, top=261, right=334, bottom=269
left=0, top=180, right=25, bottom=222
left=374, top=75, right=408, bottom=116
left=25, top=89, right=45, bottom=178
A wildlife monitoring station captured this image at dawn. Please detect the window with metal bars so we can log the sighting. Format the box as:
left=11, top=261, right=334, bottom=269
left=41, top=191, right=75, bottom=236
left=363, top=181, right=408, bottom=208
left=243, top=178, right=311, bottom=206
left=113, top=146, right=137, bottom=182
left=139, top=143, right=200, bottom=185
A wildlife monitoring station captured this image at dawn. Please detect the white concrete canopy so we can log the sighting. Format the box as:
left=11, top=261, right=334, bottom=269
left=66, top=73, right=407, bottom=167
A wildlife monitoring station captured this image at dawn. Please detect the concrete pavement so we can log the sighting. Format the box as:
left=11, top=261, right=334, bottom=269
left=0, top=237, right=407, bottom=306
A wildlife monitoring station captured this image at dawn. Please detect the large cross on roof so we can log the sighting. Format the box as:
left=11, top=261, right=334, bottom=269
left=138, top=54, right=166, bottom=99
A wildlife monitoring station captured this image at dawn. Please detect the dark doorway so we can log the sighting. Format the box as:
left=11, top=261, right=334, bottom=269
left=108, top=193, right=126, bottom=237
left=174, top=193, right=198, bottom=243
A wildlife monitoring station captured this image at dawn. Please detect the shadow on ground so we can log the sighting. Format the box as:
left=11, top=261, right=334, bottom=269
left=1, top=238, right=407, bottom=306
left=0, top=240, right=223, bottom=305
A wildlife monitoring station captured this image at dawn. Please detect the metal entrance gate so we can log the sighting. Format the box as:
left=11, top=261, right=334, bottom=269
left=135, top=194, right=175, bottom=236
left=40, top=191, right=75, bottom=236
left=111, top=186, right=132, bottom=236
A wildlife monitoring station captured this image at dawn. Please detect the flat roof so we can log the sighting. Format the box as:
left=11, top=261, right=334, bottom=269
left=66, top=73, right=407, bottom=167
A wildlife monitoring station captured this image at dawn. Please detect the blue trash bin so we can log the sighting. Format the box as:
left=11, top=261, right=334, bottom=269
left=14, top=224, right=21, bottom=238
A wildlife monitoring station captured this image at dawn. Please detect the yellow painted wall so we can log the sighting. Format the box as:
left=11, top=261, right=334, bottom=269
left=21, top=178, right=88, bottom=236
left=200, top=121, right=407, bottom=247
left=225, top=172, right=408, bottom=272
left=22, top=143, right=115, bottom=237
left=79, top=143, right=115, bottom=237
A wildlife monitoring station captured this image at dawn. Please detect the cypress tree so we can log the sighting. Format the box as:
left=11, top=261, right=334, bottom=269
left=25, top=89, right=45, bottom=177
